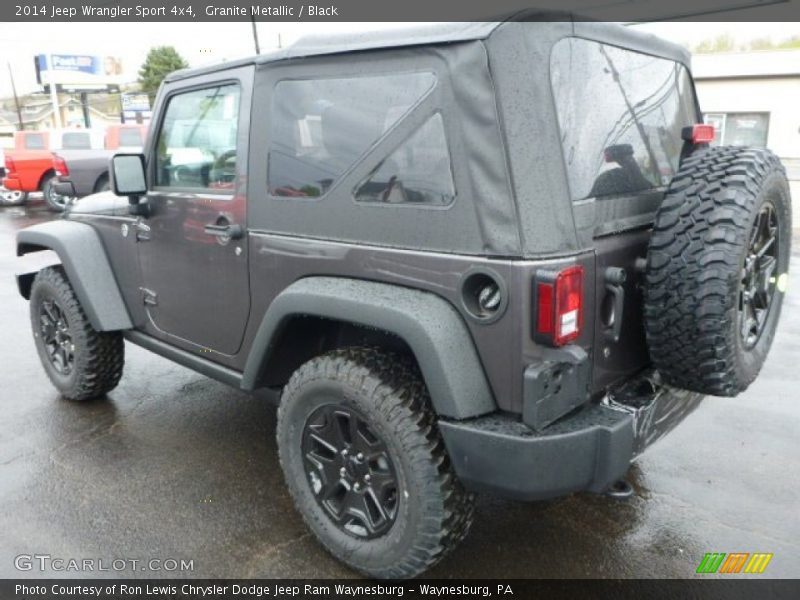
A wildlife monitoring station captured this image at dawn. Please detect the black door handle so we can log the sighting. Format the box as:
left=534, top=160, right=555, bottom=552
left=204, top=222, right=244, bottom=240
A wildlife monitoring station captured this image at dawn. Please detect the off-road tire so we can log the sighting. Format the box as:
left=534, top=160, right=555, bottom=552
left=42, top=175, right=73, bottom=212
left=277, top=347, right=475, bottom=579
left=30, top=266, right=124, bottom=400
left=644, top=146, right=791, bottom=396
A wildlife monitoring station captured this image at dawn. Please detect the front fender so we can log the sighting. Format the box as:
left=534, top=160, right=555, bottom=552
left=17, top=220, right=132, bottom=331
left=242, top=277, right=496, bottom=420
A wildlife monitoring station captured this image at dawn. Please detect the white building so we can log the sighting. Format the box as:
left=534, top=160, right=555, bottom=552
left=692, top=49, right=800, bottom=226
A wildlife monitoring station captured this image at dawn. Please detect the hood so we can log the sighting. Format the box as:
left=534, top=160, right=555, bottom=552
left=66, top=189, right=129, bottom=217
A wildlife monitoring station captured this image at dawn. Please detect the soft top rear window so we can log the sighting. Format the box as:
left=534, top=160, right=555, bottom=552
left=551, top=38, right=697, bottom=202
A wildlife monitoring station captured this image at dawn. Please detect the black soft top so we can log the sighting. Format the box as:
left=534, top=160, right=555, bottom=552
left=164, top=19, right=690, bottom=83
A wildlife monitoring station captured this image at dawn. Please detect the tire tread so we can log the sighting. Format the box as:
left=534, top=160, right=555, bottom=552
left=277, top=347, right=475, bottom=579
left=644, top=146, right=788, bottom=396
left=32, top=266, right=124, bottom=400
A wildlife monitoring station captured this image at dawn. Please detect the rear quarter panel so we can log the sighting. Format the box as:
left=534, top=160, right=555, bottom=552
left=58, top=149, right=113, bottom=196
left=4, top=150, right=54, bottom=191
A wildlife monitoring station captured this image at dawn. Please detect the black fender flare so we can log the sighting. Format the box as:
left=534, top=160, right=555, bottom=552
left=241, top=277, right=496, bottom=420
left=17, top=220, right=133, bottom=331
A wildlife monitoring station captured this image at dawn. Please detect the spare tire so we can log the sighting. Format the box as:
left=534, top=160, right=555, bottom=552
left=644, top=146, right=791, bottom=396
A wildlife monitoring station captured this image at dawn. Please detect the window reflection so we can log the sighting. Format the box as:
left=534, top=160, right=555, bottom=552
left=268, top=73, right=436, bottom=198
left=551, top=38, right=697, bottom=200
left=155, top=84, right=240, bottom=191
left=355, top=114, right=455, bottom=207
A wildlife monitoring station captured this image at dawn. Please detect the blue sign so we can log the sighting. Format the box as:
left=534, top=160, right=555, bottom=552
left=121, top=93, right=151, bottom=112
left=37, top=54, right=100, bottom=75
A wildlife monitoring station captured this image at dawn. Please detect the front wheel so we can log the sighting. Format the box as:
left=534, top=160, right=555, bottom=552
left=277, top=348, right=475, bottom=579
left=30, top=266, right=125, bottom=400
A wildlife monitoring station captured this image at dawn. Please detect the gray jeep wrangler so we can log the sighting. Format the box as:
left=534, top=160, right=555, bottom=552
left=16, top=21, right=792, bottom=578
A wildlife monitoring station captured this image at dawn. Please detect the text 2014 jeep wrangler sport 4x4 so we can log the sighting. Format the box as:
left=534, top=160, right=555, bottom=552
left=16, top=21, right=792, bottom=578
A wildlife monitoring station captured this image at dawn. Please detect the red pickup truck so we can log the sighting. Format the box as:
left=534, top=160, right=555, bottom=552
left=2, top=125, right=147, bottom=210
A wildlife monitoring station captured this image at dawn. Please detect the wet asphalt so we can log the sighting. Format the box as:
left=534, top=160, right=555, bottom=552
left=0, top=198, right=798, bottom=580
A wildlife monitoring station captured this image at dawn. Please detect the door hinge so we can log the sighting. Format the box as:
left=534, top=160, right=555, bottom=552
left=140, top=287, right=158, bottom=306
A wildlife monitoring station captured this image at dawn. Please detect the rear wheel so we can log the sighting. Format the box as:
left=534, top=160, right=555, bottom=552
left=30, top=266, right=124, bottom=400
left=277, top=347, right=475, bottom=578
left=42, top=175, right=75, bottom=212
left=0, top=187, right=27, bottom=206
left=644, top=147, right=791, bottom=396
left=94, top=175, right=110, bottom=193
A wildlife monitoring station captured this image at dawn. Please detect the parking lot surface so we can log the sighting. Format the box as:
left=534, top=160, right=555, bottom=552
left=1, top=199, right=798, bottom=578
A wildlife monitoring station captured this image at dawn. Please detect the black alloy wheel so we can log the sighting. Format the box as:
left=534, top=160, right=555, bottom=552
left=277, top=347, right=475, bottom=578
left=29, top=266, right=124, bottom=400
left=302, top=403, right=399, bottom=539
left=39, top=298, right=74, bottom=375
left=740, top=201, right=779, bottom=349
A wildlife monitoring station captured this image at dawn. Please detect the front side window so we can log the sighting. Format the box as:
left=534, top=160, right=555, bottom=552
left=355, top=114, right=455, bottom=206
left=155, top=84, right=240, bottom=190
left=551, top=38, right=697, bottom=200
left=268, top=72, right=436, bottom=198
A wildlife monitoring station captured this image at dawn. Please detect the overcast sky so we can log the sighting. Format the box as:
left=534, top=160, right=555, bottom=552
left=0, top=21, right=799, bottom=99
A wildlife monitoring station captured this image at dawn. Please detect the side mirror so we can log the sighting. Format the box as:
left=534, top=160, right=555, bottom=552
left=110, top=153, right=147, bottom=197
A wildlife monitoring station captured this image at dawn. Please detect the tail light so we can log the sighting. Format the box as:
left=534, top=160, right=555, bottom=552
left=52, top=154, right=69, bottom=177
left=534, top=265, right=584, bottom=346
left=682, top=124, right=715, bottom=145
left=4, top=155, right=15, bottom=175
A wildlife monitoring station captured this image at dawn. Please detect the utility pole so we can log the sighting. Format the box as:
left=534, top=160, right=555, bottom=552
left=250, top=16, right=261, bottom=55
left=47, top=55, right=63, bottom=129
left=7, top=62, right=23, bottom=131
left=80, top=92, right=91, bottom=129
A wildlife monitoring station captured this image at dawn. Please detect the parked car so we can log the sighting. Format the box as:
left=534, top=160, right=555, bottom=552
left=50, top=149, right=116, bottom=208
left=2, top=129, right=105, bottom=209
left=105, top=124, right=148, bottom=151
left=0, top=147, right=27, bottom=206
left=2, top=150, right=49, bottom=206
left=49, top=127, right=148, bottom=209
left=13, top=129, right=105, bottom=152
left=15, top=21, right=792, bottom=579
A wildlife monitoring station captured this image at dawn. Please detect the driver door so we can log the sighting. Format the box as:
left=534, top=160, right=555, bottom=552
left=137, top=69, right=252, bottom=356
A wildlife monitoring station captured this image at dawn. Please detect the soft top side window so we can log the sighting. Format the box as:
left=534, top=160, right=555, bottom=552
left=268, top=72, right=436, bottom=198
left=355, top=113, right=455, bottom=207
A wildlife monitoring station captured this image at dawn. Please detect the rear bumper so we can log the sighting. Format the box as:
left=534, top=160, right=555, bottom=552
left=2, top=177, right=21, bottom=191
left=439, top=374, right=704, bottom=501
